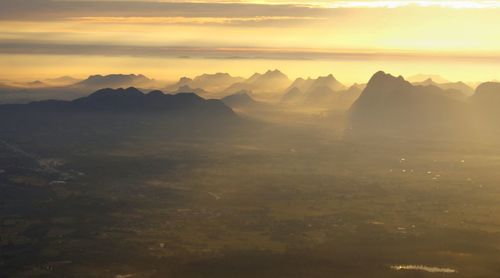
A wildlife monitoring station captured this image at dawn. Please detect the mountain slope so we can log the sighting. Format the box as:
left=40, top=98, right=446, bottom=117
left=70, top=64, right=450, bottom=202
left=349, top=71, right=467, bottom=135
left=281, top=87, right=303, bottom=103
left=470, top=82, right=500, bottom=131
left=221, top=90, right=259, bottom=109
left=302, top=85, right=337, bottom=105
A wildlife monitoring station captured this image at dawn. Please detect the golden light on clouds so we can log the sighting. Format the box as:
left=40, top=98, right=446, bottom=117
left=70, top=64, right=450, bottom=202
left=196, top=0, right=500, bottom=8
left=71, top=16, right=320, bottom=25
left=1, top=0, right=500, bottom=82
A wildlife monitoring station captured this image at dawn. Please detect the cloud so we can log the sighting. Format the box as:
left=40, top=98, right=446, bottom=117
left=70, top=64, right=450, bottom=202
left=0, top=0, right=327, bottom=21
left=70, top=16, right=322, bottom=26
left=1, top=41, right=499, bottom=62
left=2, top=1, right=499, bottom=22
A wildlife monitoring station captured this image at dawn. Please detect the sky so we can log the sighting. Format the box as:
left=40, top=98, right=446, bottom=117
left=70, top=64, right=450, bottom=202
left=2, top=0, right=500, bottom=83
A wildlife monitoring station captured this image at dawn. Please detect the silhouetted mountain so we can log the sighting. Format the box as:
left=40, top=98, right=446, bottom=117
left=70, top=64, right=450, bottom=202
left=470, top=82, right=500, bottom=125
left=0, top=88, right=240, bottom=152
left=349, top=71, right=467, bottom=136
left=0, top=87, right=234, bottom=117
left=472, top=82, right=500, bottom=104
left=165, top=73, right=244, bottom=94
left=75, top=74, right=155, bottom=89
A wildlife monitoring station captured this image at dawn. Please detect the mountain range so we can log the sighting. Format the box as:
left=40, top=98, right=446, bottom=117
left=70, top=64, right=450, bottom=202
left=3, top=70, right=500, bottom=140
left=0, top=87, right=240, bottom=149
left=411, top=78, right=474, bottom=97
left=281, top=75, right=363, bottom=109
left=165, top=73, right=244, bottom=96
left=407, top=74, right=450, bottom=84
left=44, top=76, right=81, bottom=86
left=0, top=74, right=163, bottom=104
left=0, top=87, right=234, bottom=116
left=469, top=82, right=500, bottom=131
left=222, top=70, right=291, bottom=99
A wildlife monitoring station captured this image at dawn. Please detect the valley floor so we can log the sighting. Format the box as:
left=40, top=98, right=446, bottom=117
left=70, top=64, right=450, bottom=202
left=1, top=119, right=500, bottom=277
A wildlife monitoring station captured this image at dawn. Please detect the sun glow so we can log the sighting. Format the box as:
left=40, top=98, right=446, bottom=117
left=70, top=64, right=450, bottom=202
left=2, top=0, right=500, bottom=81
left=210, top=0, right=500, bottom=9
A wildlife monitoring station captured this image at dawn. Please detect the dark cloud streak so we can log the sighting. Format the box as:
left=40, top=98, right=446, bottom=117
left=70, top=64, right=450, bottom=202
left=0, top=0, right=329, bottom=21
left=2, top=41, right=499, bottom=62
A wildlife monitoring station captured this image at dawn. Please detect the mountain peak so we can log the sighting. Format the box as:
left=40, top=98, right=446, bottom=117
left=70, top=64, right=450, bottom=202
left=247, top=72, right=262, bottom=82
left=179, top=77, right=192, bottom=83
left=368, top=71, right=408, bottom=87
left=370, top=71, right=390, bottom=81
left=317, top=74, right=338, bottom=82
left=263, top=69, right=287, bottom=79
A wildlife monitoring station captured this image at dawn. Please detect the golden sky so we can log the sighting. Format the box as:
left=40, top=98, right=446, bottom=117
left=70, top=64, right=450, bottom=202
left=2, top=0, right=500, bottom=82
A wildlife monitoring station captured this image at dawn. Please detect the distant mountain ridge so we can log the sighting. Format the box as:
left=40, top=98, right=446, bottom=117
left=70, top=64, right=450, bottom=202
left=412, top=78, right=474, bottom=97
left=407, top=74, right=450, bottom=84
left=165, top=73, right=244, bottom=96
left=281, top=74, right=351, bottom=108
left=75, top=74, right=155, bottom=89
left=0, top=74, right=162, bottom=104
left=222, top=70, right=291, bottom=99
left=44, top=76, right=81, bottom=86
